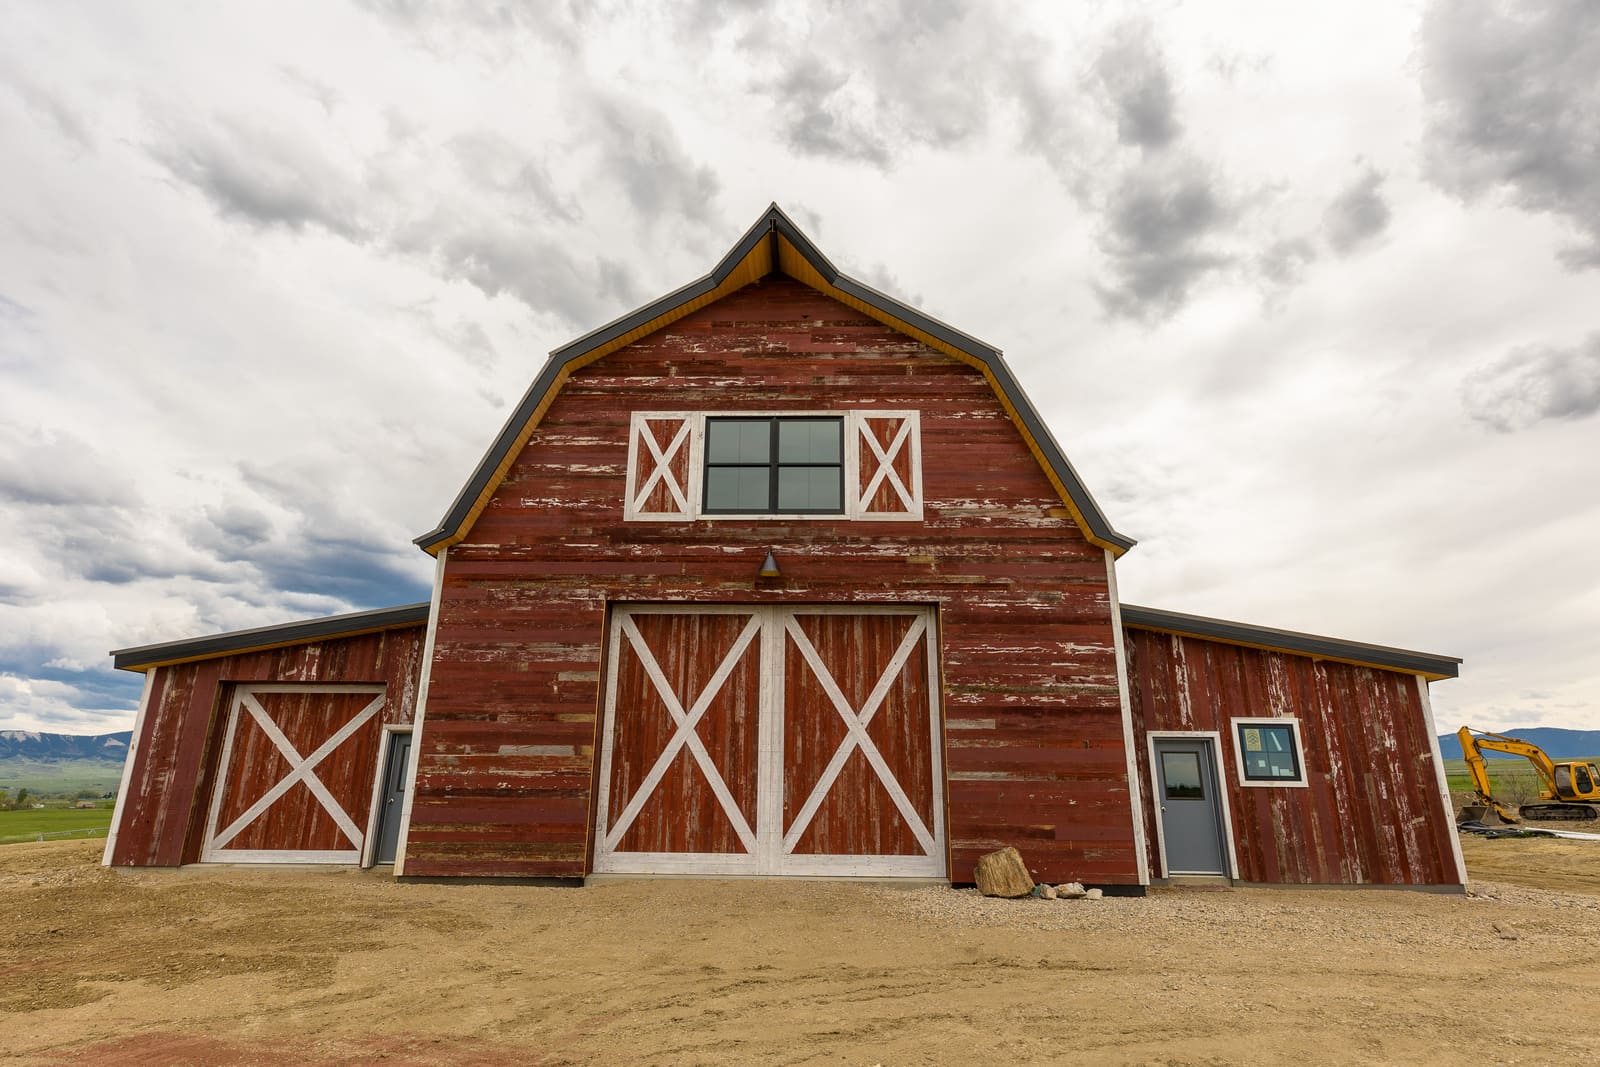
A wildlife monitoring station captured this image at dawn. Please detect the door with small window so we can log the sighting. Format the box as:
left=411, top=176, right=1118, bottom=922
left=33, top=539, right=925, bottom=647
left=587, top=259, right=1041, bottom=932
left=1152, top=737, right=1230, bottom=876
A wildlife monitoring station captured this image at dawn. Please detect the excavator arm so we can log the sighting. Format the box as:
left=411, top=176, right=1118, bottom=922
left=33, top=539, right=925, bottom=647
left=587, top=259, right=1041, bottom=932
left=1457, top=727, right=1527, bottom=824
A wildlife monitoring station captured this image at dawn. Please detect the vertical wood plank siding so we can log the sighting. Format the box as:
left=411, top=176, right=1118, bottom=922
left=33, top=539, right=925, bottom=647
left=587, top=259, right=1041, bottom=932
left=411, top=276, right=1136, bottom=883
left=106, top=628, right=427, bottom=867
left=1124, top=628, right=1461, bottom=885
left=784, top=613, right=933, bottom=856
left=607, top=612, right=761, bottom=854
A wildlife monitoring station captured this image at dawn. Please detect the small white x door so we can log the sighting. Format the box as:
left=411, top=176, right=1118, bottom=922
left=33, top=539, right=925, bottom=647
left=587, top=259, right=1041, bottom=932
left=202, top=685, right=386, bottom=864
left=592, top=605, right=946, bottom=878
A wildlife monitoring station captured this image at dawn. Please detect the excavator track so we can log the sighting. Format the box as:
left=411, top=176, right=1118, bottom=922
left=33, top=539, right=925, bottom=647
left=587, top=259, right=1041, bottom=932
left=1518, top=803, right=1600, bottom=821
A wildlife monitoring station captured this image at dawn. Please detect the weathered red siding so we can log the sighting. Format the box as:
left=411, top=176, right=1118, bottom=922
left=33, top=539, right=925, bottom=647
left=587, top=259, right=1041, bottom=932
left=210, top=689, right=387, bottom=853
left=108, top=627, right=427, bottom=867
left=606, top=612, right=761, bottom=856
left=411, top=275, right=1136, bottom=883
left=1125, top=627, right=1460, bottom=885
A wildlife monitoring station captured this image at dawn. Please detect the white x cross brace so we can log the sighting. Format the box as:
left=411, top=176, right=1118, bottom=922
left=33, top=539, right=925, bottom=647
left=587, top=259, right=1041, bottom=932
left=780, top=614, right=936, bottom=855
left=603, top=614, right=762, bottom=854
left=209, top=692, right=383, bottom=852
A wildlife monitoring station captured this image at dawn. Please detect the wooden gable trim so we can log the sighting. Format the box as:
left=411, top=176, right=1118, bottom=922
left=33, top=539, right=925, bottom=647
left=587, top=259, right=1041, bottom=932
left=414, top=204, right=1136, bottom=557
left=1119, top=603, right=1462, bottom=681
left=771, top=232, right=1119, bottom=551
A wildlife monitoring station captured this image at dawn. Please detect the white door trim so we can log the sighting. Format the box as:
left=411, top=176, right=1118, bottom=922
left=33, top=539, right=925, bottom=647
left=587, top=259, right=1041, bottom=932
left=601, top=613, right=762, bottom=854
left=201, top=685, right=385, bottom=864
left=779, top=613, right=934, bottom=856
left=1146, top=730, right=1239, bottom=880
left=592, top=604, right=946, bottom=878
left=360, top=724, right=413, bottom=868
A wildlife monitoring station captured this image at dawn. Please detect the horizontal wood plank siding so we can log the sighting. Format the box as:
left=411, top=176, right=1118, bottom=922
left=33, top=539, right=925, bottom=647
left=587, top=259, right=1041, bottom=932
left=107, top=627, right=427, bottom=867
left=410, top=276, right=1136, bottom=884
left=1125, top=627, right=1460, bottom=885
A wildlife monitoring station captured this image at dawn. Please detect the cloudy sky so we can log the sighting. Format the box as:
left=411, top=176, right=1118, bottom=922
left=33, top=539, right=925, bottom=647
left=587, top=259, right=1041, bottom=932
left=2, top=1, right=1596, bottom=738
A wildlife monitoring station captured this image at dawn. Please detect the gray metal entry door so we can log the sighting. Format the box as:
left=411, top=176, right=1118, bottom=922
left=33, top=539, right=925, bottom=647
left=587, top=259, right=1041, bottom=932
left=1153, top=738, right=1228, bottom=876
left=372, top=731, right=412, bottom=866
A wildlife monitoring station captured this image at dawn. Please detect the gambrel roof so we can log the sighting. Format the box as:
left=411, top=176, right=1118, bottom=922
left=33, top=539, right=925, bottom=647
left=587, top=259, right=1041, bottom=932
left=413, top=204, right=1137, bottom=556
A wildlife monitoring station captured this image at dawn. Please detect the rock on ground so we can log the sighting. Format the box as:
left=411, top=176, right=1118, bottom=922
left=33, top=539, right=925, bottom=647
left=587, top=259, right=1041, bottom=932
left=973, top=847, right=1034, bottom=898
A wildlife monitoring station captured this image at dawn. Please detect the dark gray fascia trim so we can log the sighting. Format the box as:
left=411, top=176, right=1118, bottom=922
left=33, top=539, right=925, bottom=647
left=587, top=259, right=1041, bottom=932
left=414, top=209, right=782, bottom=551
left=415, top=203, right=1135, bottom=553
left=1120, top=604, right=1461, bottom=679
left=111, top=602, right=431, bottom=671
left=770, top=212, right=1134, bottom=553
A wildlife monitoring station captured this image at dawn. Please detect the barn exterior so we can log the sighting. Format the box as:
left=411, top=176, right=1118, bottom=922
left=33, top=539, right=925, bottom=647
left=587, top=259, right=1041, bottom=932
left=105, top=205, right=1466, bottom=892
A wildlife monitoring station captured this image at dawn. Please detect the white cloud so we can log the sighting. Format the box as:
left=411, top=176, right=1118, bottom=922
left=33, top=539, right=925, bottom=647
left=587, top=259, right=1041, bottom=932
left=0, top=0, right=1595, bottom=743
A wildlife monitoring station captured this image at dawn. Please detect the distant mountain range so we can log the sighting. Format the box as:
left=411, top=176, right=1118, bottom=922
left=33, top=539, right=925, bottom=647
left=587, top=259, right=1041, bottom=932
left=1437, top=727, right=1600, bottom=760
left=0, top=730, right=133, bottom=762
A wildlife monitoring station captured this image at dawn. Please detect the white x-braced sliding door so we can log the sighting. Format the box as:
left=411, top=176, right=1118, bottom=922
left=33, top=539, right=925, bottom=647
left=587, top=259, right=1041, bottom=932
left=201, top=685, right=387, bottom=863
left=592, top=605, right=946, bottom=878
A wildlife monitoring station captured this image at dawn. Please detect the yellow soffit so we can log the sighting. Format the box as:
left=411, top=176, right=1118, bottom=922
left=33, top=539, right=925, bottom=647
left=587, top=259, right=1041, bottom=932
left=416, top=207, right=1135, bottom=559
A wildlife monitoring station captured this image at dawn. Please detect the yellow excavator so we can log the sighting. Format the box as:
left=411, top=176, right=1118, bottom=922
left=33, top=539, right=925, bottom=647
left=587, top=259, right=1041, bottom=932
left=1458, top=726, right=1600, bottom=823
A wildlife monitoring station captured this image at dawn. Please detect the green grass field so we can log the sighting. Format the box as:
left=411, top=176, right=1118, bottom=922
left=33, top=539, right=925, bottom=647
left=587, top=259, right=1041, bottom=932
left=0, top=807, right=115, bottom=845
left=0, top=758, right=125, bottom=797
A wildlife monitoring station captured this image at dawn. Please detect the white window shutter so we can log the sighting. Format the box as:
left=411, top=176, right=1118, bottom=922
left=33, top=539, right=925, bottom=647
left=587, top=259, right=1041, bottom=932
left=853, top=411, right=922, bottom=520
left=624, top=413, right=695, bottom=520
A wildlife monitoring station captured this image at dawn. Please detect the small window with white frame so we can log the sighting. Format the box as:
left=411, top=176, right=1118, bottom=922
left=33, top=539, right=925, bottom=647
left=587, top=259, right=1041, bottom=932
left=1231, top=718, right=1308, bottom=787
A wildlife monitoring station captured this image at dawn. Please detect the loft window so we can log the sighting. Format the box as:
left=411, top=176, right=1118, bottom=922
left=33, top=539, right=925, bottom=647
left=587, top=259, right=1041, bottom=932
left=1231, top=718, right=1308, bottom=787
left=623, top=410, right=922, bottom=522
left=702, top=417, right=844, bottom=514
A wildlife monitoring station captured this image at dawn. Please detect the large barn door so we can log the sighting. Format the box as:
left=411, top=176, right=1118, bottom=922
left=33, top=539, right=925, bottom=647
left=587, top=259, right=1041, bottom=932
left=202, top=685, right=386, bottom=864
left=591, top=609, right=763, bottom=875
left=778, top=610, right=943, bottom=876
left=592, top=605, right=945, bottom=878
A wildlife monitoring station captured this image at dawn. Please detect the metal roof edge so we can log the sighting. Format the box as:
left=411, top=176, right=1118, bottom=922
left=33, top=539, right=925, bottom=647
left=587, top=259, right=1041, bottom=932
left=414, top=202, right=1136, bottom=553
left=110, top=602, right=432, bottom=671
left=415, top=207, right=785, bottom=552
left=1119, top=603, right=1462, bottom=679
left=811, top=259, right=1135, bottom=551
left=547, top=207, right=778, bottom=362
left=415, top=356, right=565, bottom=551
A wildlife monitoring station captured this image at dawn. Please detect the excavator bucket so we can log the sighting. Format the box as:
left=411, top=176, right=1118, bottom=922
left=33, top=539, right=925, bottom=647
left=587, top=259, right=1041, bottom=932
left=1459, top=804, right=1503, bottom=825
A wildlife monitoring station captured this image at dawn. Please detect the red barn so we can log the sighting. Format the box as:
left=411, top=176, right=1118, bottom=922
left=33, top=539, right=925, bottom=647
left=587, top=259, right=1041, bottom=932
left=105, top=206, right=1465, bottom=892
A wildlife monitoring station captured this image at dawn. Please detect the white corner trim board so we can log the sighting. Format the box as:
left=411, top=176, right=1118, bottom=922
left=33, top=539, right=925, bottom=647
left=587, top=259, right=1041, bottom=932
left=393, top=545, right=448, bottom=877
left=1416, top=675, right=1469, bottom=886
left=1104, top=548, right=1151, bottom=884
left=102, top=670, right=156, bottom=867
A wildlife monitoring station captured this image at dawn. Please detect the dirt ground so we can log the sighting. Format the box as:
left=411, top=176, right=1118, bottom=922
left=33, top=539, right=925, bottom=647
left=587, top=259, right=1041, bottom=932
left=3, top=838, right=1599, bottom=1066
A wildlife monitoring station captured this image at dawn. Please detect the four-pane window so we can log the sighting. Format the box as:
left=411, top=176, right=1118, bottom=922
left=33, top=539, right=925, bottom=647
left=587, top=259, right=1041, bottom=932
left=1234, top=721, right=1303, bottom=783
left=703, top=417, right=845, bottom=514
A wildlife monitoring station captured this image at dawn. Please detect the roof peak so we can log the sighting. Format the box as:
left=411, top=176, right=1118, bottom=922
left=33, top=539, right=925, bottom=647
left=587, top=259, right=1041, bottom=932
left=414, top=206, right=1135, bottom=556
